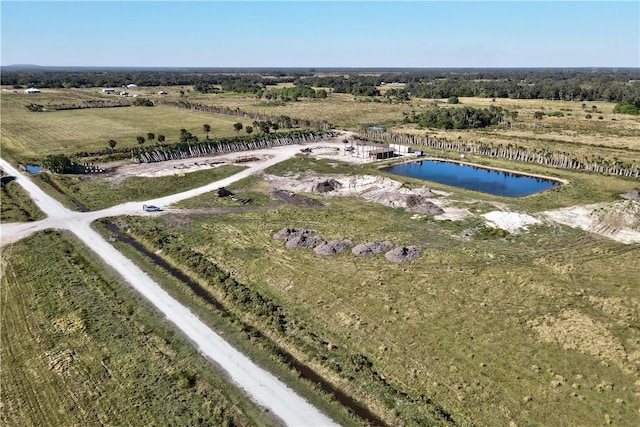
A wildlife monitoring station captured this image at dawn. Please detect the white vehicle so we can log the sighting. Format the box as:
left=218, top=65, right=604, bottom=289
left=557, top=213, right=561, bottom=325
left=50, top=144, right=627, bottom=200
left=142, top=204, right=162, bottom=212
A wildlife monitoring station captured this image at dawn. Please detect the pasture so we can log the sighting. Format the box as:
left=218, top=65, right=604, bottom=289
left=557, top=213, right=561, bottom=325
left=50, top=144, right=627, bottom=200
left=2, top=85, right=639, bottom=426
left=116, top=155, right=640, bottom=426
left=0, top=231, right=274, bottom=427
left=0, top=88, right=256, bottom=163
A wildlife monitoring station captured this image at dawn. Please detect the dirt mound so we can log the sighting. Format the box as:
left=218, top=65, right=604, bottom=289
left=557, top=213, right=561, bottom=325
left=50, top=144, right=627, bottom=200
left=313, top=179, right=343, bottom=193
left=270, top=190, right=322, bottom=207
left=352, top=241, right=393, bottom=256
left=414, top=186, right=436, bottom=197
left=385, top=245, right=422, bottom=263
left=314, top=239, right=353, bottom=255
left=621, top=189, right=640, bottom=201
left=405, top=195, right=445, bottom=215
left=273, top=227, right=316, bottom=240
left=286, top=234, right=325, bottom=249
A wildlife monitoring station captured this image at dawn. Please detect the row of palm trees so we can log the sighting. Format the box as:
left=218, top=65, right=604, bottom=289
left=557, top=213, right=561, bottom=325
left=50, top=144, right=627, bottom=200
left=360, top=129, right=640, bottom=178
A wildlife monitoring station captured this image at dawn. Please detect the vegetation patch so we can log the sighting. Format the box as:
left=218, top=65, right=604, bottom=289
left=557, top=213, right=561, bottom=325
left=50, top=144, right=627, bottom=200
left=0, top=231, right=272, bottom=427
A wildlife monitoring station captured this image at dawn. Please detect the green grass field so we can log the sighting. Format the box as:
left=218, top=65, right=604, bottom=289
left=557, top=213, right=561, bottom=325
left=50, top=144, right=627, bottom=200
left=3, top=86, right=640, bottom=426
left=1, top=175, right=45, bottom=222
left=1, top=89, right=256, bottom=163
left=115, top=170, right=640, bottom=426
left=0, top=230, right=277, bottom=427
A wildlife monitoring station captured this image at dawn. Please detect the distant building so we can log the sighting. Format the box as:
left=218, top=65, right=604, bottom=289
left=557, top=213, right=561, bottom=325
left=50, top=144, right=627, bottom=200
left=102, top=88, right=115, bottom=94
left=24, top=87, right=41, bottom=94
left=126, top=84, right=138, bottom=88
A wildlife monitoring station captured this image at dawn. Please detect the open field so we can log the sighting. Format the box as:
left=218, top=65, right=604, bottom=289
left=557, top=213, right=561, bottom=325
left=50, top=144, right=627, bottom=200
left=0, top=89, right=257, bottom=163
left=2, top=84, right=640, bottom=426
left=3, top=87, right=638, bottom=169
left=0, top=230, right=275, bottom=427
left=111, top=154, right=640, bottom=426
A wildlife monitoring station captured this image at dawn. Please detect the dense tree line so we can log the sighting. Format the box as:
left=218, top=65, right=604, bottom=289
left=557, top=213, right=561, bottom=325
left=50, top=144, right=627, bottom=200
left=258, top=85, right=327, bottom=102
left=3, top=68, right=639, bottom=104
left=404, top=105, right=506, bottom=129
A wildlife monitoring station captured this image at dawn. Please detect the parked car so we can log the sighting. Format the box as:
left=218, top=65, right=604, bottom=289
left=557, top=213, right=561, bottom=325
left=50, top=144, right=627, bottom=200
left=143, top=204, right=162, bottom=212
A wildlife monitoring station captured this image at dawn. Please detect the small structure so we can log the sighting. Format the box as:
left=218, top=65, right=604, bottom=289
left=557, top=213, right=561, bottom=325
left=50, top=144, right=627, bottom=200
left=369, top=148, right=395, bottom=160
left=24, top=87, right=41, bottom=94
left=126, top=84, right=138, bottom=88
left=157, top=90, right=167, bottom=95
left=102, top=88, right=115, bottom=94
left=389, top=143, right=412, bottom=156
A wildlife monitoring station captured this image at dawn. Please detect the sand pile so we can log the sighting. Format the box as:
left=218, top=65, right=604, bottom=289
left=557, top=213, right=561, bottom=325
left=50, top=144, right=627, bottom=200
left=352, top=241, right=393, bottom=256
left=384, top=246, right=422, bottom=263
left=482, top=211, right=542, bottom=234
left=314, top=239, right=353, bottom=255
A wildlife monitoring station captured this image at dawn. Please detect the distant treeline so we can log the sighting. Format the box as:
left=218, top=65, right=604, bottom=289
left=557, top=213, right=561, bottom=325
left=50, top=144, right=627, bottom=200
left=3, top=69, right=639, bottom=104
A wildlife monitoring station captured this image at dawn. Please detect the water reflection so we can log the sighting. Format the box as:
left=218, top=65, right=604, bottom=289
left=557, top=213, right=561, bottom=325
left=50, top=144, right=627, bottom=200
left=385, top=160, right=561, bottom=197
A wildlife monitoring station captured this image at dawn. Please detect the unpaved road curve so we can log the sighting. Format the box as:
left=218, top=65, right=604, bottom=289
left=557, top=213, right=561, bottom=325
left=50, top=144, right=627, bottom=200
left=0, top=141, right=343, bottom=426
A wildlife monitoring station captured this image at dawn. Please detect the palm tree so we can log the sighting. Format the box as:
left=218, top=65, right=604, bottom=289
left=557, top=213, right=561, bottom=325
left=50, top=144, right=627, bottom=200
left=107, top=139, right=117, bottom=152
left=203, top=124, right=211, bottom=140
left=146, top=132, right=155, bottom=144
left=157, top=134, right=165, bottom=145
left=233, top=122, right=243, bottom=134
left=245, top=125, right=253, bottom=135
left=136, top=136, right=145, bottom=146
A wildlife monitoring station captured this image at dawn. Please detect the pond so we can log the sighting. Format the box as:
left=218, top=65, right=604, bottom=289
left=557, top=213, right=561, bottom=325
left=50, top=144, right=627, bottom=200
left=384, top=159, right=562, bottom=197
left=25, top=165, right=43, bottom=174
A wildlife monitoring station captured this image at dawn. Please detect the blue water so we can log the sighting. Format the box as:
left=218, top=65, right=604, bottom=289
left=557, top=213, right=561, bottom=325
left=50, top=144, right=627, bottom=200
left=25, top=165, right=43, bottom=174
left=385, top=160, right=561, bottom=197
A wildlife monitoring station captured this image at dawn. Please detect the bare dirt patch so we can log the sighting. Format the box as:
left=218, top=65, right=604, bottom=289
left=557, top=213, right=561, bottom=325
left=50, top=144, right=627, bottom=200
left=269, top=189, right=322, bottom=207
left=543, top=201, right=640, bottom=244
left=482, top=211, right=542, bottom=234
left=263, top=173, right=460, bottom=219
left=528, top=309, right=630, bottom=372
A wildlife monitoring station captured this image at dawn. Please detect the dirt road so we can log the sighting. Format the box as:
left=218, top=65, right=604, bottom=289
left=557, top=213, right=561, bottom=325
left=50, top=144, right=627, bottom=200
left=0, top=141, right=343, bottom=426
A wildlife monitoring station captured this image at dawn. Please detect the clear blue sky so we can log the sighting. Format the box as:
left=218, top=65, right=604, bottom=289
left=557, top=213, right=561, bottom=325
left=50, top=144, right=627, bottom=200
left=1, top=1, right=639, bottom=68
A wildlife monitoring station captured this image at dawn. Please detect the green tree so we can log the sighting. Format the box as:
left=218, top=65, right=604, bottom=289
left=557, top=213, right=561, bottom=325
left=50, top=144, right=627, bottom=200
left=157, top=134, right=165, bottom=144
left=146, top=132, right=155, bottom=144
left=137, top=136, right=145, bottom=146
left=245, top=125, right=253, bottom=135
left=233, top=122, right=243, bottom=134
left=203, top=124, right=211, bottom=140
left=107, top=139, right=117, bottom=151
left=447, top=96, right=459, bottom=104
